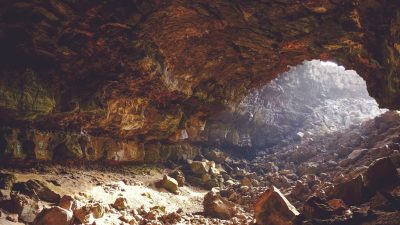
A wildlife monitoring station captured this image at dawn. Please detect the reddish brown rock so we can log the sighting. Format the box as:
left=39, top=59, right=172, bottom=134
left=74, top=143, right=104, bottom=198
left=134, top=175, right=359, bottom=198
left=329, top=175, right=365, bottom=205
left=203, top=191, right=237, bottom=220
left=0, top=0, right=398, bottom=162
left=33, top=206, right=73, bottom=225
left=363, top=157, right=398, bottom=191
left=254, top=186, right=299, bottom=225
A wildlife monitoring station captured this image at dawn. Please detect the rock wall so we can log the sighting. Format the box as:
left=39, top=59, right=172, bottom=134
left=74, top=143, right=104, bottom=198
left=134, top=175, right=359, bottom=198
left=0, top=127, right=200, bottom=164
left=0, top=0, right=399, bottom=163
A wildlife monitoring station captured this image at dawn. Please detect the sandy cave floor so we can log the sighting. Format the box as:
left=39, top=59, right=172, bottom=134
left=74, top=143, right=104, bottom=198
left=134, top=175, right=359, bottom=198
left=0, top=164, right=210, bottom=225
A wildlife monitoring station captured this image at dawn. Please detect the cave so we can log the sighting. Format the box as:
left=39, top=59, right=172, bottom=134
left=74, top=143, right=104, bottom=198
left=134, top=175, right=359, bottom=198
left=0, top=1, right=399, bottom=225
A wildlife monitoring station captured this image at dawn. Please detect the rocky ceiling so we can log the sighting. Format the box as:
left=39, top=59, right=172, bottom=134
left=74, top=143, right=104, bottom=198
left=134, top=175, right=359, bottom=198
left=0, top=0, right=399, bottom=142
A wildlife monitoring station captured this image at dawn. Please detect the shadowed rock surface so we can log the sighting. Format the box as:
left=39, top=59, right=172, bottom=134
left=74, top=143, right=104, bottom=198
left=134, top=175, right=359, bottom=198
left=0, top=0, right=399, bottom=150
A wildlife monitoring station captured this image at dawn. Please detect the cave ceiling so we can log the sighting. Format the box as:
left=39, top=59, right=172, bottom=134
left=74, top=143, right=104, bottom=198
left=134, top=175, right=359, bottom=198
left=0, top=0, right=399, bottom=141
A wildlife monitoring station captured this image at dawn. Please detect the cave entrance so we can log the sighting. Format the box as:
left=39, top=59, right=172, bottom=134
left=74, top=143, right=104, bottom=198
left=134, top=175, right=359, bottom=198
left=242, top=60, right=388, bottom=149
left=205, top=60, right=387, bottom=153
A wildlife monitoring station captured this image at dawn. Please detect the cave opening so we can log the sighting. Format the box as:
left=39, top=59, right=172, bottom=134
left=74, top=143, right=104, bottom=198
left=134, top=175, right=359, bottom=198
left=204, top=60, right=387, bottom=157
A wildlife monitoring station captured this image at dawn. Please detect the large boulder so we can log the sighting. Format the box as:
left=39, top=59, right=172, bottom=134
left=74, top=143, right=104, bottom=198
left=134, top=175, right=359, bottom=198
left=190, top=161, right=210, bottom=175
left=203, top=191, right=237, bottom=220
left=10, top=194, right=44, bottom=223
left=12, top=180, right=61, bottom=203
left=329, top=175, right=365, bottom=205
left=33, top=207, right=73, bottom=225
left=254, top=186, right=299, bottom=225
left=0, top=173, right=16, bottom=190
left=363, top=157, right=398, bottom=191
left=73, top=206, right=94, bottom=224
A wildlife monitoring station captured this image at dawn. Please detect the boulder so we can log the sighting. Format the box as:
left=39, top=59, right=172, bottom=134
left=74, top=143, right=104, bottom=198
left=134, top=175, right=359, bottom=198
left=364, top=157, right=398, bottom=191
left=190, top=161, right=210, bottom=175
left=203, top=191, right=237, bottom=220
left=10, top=194, right=44, bottom=223
left=74, top=206, right=94, bottom=224
left=254, top=186, right=299, bottom=225
left=0, top=173, right=16, bottom=190
left=113, top=197, right=128, bottom=210
left=170, top=170, right=185, bottom=187
left=347, top=149, right=368, bottom=161
left=12, top=180, right=60, bottom=203
left=58, top=195, right=76, bottom=211
left=90, top=203, right=105, bottom=219
left=329, top=175, right=364, bottom=205
left=206, top=149, right=227, bottom=164
left=159, top=175, right=179, bottom=194
left=303, top=196, right=335, bottom=219
left=33, top=206, right=73, bottom=225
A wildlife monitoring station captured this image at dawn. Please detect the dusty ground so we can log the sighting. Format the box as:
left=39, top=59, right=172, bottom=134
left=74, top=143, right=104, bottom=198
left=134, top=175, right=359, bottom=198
left=0, top=165, right=212, bottom=225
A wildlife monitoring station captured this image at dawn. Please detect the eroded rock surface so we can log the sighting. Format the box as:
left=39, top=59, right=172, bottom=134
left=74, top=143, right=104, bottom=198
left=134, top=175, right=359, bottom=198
left=0, top=1, right=398, bottom=162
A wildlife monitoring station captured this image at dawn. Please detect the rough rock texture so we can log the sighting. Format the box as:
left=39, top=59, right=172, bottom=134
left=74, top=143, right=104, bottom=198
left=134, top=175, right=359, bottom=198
left=0, top=0, right=399, bottom=161
left=254, top=186, right=299, bottom=225
left=203, top=60, right=386, bottom=149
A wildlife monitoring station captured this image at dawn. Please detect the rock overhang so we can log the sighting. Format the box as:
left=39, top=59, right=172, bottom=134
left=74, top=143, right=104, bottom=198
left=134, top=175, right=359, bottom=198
left=0, top=0, right=398, bottom=143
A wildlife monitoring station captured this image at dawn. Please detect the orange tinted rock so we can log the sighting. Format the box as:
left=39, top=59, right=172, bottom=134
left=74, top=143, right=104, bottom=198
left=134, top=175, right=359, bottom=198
left=203, top=191, right=237, bottom=220
left=254, top=186, right=299, bottom=225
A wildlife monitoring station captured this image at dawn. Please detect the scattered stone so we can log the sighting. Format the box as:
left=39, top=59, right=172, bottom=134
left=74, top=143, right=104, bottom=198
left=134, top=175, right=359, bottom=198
left=329, top=175, right=364, bottom=205
left=254, top=186, right=299, bottom=225
left=12, top=180, right=61, bottom=203
left=6, top=214, right=18, bottom=222
left=11, top=194, right=44, bottom=223
left=158, top=175, right=179, bottom=194
left=190, top=161, right=210, bottom=175
left=240, top=177, right=252, bottom=187
left=347, top=149, right=368, bottom=161
left=90, top=203, right=105, bottom=219
left=33, top=206, right=73, bottom=225
left=0, top=173, right=16, bottom=190
left=58, top=195, right=75, bottom=211
left=203, top=191, right=237, bottom=220
left=113, top=197, right=128, bottom=210
left=170, top=170, right=185, bottom=187
left=74, top=206, right=94, bottom=224
left=298, top=162, right=319, bottom=175
left=206, top=149, right=227, bottom=164
left=303, top=196, right=335, bottom=219
left=364, top=157, right=398, bottom=190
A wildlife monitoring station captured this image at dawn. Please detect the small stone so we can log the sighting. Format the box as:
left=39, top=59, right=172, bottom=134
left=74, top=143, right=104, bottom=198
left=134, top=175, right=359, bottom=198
left=298, top=162, right=319, bottom=175
left=347, top=149, right=368, bottom=161
left=12, top=180, right=61, bottom=204
left=240, top=177, right=252, bottom=187
left=170, top=170, right=185, bottom=187
left=159, top=175, right=179, bottom=194
left=6, top=214, right=18, bottom=222
left=113, top=197, right=128, bottom=210
left=73, top=206, right=94, bottom=224
left=190, top=161, right=210, bottom=175
left=58, top=195, right=75, bottom=211
left=206, top=149, right=227, bottom=164
left=33, top=206, right=73, bottom=225
left=203, top=191, right=237, bottom=220
left=90, top=203, right=105, bottom=219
